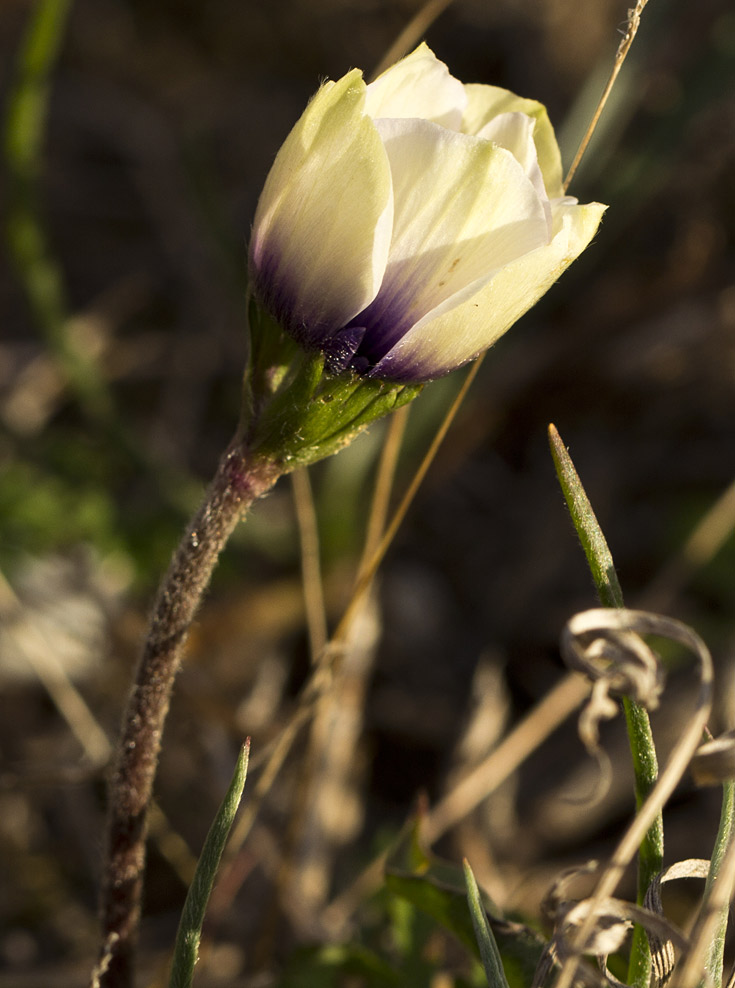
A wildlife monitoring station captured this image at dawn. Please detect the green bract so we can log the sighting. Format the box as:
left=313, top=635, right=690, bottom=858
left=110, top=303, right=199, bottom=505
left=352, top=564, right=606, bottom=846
left=243, top=300, right=421, bottom=471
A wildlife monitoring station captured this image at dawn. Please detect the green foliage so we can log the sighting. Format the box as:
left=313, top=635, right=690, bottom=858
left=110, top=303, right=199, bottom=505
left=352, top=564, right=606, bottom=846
left=384, top=819, right=544, bottom=988
left=463, top=861, right=509, bottom=988
left=548, top=424, right=662, bottom=988
left=276, top=822, right=543, bottom=988
left=702, top=782, right=735, bottom=986
left=168, top=743, right=250, bottom=988
left=4, top=0, right=114, bottom=421
left=547, top=423, right=623, bottom=609
left=0, top=461, right=122, bottom=560
left=280, top=943, right=403, bottom=988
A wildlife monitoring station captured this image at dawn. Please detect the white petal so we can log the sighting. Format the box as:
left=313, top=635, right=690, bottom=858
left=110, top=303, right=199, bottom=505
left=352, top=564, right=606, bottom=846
left=353, top=117, right=549, bottom=362
left=462, top=83, right=564, bottom=199
left=372, top=200, right=606, bottom=381
left=365, top=43, right=466, bottom=129
left=250, top=70, right=393, bottom=344
left=477, top=111, right=550, bottom=227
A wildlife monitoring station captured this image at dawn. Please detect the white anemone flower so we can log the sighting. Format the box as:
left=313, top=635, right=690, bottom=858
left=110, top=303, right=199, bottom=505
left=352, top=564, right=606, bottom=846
left=249, top=44, right=606, bottom=382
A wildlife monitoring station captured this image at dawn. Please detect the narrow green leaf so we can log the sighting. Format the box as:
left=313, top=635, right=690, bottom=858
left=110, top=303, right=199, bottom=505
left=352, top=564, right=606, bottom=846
left=4, top=0, right=74, bottom=177
left=4, top=0, right=116, bottom=419
left=547, top=423, right=623, bottom=609
left=168, top=741, right=251, bottom=988
left=385, top=818, right=543, bottom=986
left=702, top=781, right=735, bottom=988
left=548, top=423, right=663, bottom=988
left=463, top=861, right=510, bottom=988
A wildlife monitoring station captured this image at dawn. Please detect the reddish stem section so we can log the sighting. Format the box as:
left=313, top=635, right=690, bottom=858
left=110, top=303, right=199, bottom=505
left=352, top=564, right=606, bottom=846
left=93, top=443, right=279, bottom=988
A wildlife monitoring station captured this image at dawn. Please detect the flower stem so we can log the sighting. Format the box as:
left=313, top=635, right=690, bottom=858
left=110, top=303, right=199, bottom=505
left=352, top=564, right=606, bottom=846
left=91, top=442, right=279, bottom=988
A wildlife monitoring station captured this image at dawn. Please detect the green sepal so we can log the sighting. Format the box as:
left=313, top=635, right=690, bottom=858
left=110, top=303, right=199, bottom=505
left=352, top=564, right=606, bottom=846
left=243, top=300, right=422, bottom=471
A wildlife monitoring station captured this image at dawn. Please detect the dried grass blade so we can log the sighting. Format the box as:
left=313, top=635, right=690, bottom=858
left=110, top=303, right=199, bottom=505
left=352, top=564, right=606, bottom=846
left=291, top=468, right=328, bottom=664
left=371, top=0, right=457, bottom=79
left=563, top=0, right=651, bottom=190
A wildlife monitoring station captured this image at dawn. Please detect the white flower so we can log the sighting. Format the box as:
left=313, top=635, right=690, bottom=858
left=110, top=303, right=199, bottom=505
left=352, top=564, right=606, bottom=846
left=249, top=44, right=605, bottom=382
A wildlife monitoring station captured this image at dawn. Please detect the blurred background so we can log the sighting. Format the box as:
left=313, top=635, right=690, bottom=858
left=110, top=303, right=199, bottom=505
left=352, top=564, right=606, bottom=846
left=1, top=0, right=734, bottom=984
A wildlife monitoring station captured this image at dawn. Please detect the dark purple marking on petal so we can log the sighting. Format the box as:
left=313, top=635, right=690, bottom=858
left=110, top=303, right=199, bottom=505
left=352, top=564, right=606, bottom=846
left=322, top=325, right=367, bottom=375
left=345, top=271, right=423, bottom=365
left=368, top=347, right=446, bottom=383
left=250, top=242, right=339, bottom=349
left=250, top=239, right=447, bottom=383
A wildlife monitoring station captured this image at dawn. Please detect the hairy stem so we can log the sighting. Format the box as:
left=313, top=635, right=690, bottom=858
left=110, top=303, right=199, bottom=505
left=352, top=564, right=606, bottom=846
left=92, top=442, right=279, bottom=988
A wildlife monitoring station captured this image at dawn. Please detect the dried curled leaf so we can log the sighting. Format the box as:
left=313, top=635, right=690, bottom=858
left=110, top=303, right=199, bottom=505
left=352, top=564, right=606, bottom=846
left=644, top=859, right=710, bottom=986
left=560, top=608, right=666, bottom=772
left=691, top=730, right=735, bottom=786
left=535, top=861, right=692, bottom=988
left=562, top=609, right=665, bottom=708
left=553, top=612, right=713, bottom=988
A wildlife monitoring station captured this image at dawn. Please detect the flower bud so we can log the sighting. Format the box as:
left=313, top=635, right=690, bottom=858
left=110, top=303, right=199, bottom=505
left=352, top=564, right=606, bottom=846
left=249, top=43, right=606, bottom=384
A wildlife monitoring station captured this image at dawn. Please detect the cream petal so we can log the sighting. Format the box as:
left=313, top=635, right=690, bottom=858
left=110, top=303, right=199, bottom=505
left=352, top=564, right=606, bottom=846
left=352, top=117, right=549, bottom=362
left=249, top=70, right=393, bottom=345
left=372, top=200, right=606, bottom=381
left=477, top=111, right=550, bottom=227
left=462, top=83, right=564, bottom=199
left=365, top=42, right=466, bottom=129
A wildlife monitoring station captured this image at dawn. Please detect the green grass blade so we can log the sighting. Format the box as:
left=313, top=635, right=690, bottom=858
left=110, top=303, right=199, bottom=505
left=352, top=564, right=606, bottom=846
left=547, top=423, right=623, bottom=608
left=548, top=423, right=663, bottom=988
left=4, top=0, right=73, bottom=177
left=702, top=781, right=735, bottom=987
left=4, top=0, right=202, bottom=516
left=463, top=860, right=510, bottom=988
left=168, top=741, right=251, bottom=988
left=4, top=0, right=115, bottom=419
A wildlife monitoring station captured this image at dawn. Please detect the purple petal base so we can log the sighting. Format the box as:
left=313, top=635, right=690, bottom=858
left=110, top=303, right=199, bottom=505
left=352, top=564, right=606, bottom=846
left=322, top=325, right=367, bottom=374
left=251, top=245, right=439, bottom=383
left=250, top=244, right=338, bottom=349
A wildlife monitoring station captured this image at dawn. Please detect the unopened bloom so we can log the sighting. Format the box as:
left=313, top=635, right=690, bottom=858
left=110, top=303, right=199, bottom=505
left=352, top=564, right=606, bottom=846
left=249, top=44, right=605, bottom=384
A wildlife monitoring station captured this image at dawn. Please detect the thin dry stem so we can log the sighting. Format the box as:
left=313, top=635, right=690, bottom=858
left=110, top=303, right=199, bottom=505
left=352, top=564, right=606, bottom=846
left=223, top=365, right=482, bottom=901
left=334, top=358, right=483, bottom=644
left=563, top=0, right=650, bottom=191
left=370, top=0, right=457, bottom=79
left=0, top=568, right=112, bottom=767
left=290, top=599, right=381, bottom=925
left=291, top=468, right=328, bottom=664
left=283, top=409, right=410, bottom=922
left=640, top=475, right=735, bottom=612
left=226, top=672, right=326, bottom=853
left=425, top=673, right=589, bottom=844
left=321, top=671, right=589, bottom=935
left=357, top=405, right=410, bottom=579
